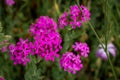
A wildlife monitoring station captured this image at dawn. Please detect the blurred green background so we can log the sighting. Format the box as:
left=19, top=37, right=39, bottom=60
left=0, top=0, right=120, bottom=80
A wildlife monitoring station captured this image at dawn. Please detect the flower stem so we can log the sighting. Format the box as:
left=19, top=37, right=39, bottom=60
left=88, top=22, right=117, bottom=80
left=76, top=0, right=117, bottom=79
left=107, top=51, right=117, bottom=80
left=88, top=22, right=104, bottom=49
left=104, top=0, right=117, bottom=79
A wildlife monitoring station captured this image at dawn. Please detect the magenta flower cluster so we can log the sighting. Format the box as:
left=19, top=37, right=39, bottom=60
left=5, top=0, right=15, bottom=6
left=60, top=42, right=90, bottom=74
left=60, top=52, right=83, bottom=74
left=58, top=5, right=90, bottom=29
left=8, top=16, right=62, bottom=65
left=0, top=77, right=5, bottom=80
left=9, top=38, right=31, bottom=65
left=29, top=16, right=62, bottom=61
left=5, top=3, right=91, bottom=74
left=72, top=42, right=90, bottom=57
left=30, top=16, right=57, bottom=36
left=58, top=12, right=68, bottom=29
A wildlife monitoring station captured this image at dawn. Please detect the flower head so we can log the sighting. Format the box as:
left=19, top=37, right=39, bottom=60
left=96, top=43, right=116, bottom=60
left=58, top=12, right=68, bottom=29
left=32, top=32, right=62, bottom=61
left=60, top=52, right=83, bottom=74
left=1, top=46, right=8, bottom=52
left=5, top=0, right=15, bottom=6
left=9, top=38, right=31, bottom=65
left=0, top=77, right=5, bottom=80
left=29, top=16, right=62, bottom=61
left=72, top=42, right=90, bottom=57
left=80, top=5, right=91, bottom=22
left=58, top=5, right=90, bottom=29
left=30, top=16, right=57, bottom=36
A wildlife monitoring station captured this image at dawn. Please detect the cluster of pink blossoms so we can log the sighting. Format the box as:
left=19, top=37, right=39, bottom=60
left=29, top=16, right=62, bottom=61
left=0, top=77, right=5, bottom=80
left=60, top=52, right=83, bottom=74
left=30, top=16, right=57, bottom=36
left=6, top=3, right=91, bottom=75
left=58, top=5, right=90, bottom=29
left=5, top=0, right=15, bottom=6
left=9, top=38, right=31, bottom=65
left=72, top=42, right=90, bottom=57
left=60, top=42, right=90, bottom=74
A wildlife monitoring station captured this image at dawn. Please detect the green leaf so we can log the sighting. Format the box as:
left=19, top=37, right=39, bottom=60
left=25, top=56, right=41, bottom=80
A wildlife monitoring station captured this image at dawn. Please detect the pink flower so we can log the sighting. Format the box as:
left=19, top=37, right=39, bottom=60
left=0, top=77, right=5, bottom=80
left=70, top=5, right=90, bottom=29
left=96, top=43, right=116, bottom=60
left=58, top=12, right=68, bottom=29
left=60, top=52, right=83, bottom=74
left=72, top=42, right=90, bottom=57
left=5, top=0, right=15, bottom=6
left=30, top=16, right=57, bottom=36
left=9, top=38, right=31, bottom=65
left=1, top=46, right=8, bottom=52
left=29, top=16, right=62, bottom=61
left=58, top=5, right=90, bottom=29
left=32, top=32, right=62, bottom=61
left=80, top=5, right=91, bottom=22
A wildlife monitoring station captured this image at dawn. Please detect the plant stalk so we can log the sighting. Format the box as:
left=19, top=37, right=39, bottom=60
left=88, top=22, right=117, bottom=80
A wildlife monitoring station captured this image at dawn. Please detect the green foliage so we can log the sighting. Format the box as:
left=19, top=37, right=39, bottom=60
left=25, top=56, right=41, bottom=80
left=0, top=22, right=11, bottom=48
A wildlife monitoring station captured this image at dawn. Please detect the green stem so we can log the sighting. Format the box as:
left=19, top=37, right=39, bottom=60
left=76, top=0, right=80, bottom=6
left=76, top=0, right=117, bottom=79
left=104, top=0, right=117, bottom=79
left=88, top=22, right=117, bottom=80
left=88, top=22, right=105, bottom=49
left=105, top=37, right=117, bottom=80
left=107, top=51, right=117, bottom=80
